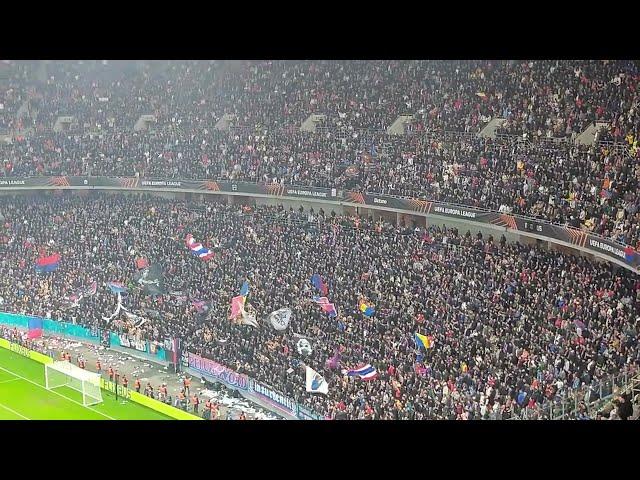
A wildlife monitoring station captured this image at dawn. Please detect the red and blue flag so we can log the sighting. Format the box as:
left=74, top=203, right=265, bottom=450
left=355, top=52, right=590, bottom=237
left=345, top=364, right=378, bottom=380
left=27, top=317, right=43, bottom=339
left=34, top=253, right=61, bottom=273
left=185, top=234, right=216, bottom=261
left=313, top=295, right=337, bottom=317
left=107, top=281, right=128, bottom=294
left=311, top=274, right=329, bottom=296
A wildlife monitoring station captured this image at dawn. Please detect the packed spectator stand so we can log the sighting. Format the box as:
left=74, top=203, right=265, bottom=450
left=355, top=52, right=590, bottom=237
left=0, top=60, right=639, bottom=419
left=0, top=195, right=638, bottom=419
left=1, top=60, right=639, bottom=249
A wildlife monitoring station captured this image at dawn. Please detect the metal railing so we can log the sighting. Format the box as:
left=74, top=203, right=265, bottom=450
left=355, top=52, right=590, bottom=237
left=6, top=118, right=618, bottom=155
left=8, top=112, right=632, bottom=154
left=513, top=366, right=640, bottom=420
left=597, top=139, right=638, bottom=160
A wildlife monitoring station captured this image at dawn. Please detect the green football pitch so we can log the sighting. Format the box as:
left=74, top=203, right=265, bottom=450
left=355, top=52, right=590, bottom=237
left=0, top=347, right=172, bottom=420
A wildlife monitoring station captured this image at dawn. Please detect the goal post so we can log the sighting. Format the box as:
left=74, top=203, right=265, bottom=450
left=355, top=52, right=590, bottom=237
left=45, top=361, right=103, bottom=406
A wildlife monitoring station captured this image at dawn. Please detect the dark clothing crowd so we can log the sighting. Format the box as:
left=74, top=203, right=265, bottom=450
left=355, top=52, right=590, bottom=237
left=5, top=60, right=640, bottom=139
left=0, top=59, right=639, bottom=419
left=1, top=60, right=639, bottom=249
left=0, top=194, right=638, bottom=419
left=0, top=129, right=638, bottom=249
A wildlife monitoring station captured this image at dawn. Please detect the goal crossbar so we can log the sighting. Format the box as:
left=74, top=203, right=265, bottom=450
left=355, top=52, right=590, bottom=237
left=45, top=361, right=103, bottom=406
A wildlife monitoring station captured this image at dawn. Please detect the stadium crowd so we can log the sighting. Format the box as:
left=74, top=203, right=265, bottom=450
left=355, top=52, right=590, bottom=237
left=0, top=62, right=29, bottom=134
left=0, top=194, right=638, bottom=419
left=4, top=60, right=639, bottom=139
left=1, top=60, right=639, bottom=249
left=1, top=128, right=638, bottom=249
left=0, top=60, right=639, bottom=420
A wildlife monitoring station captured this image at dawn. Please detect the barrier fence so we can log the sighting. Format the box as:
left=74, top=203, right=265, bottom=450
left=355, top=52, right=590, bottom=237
left=515, top=366, right=639, bottom=420
left=0, top=312, right=177, bottom=368
left=183, top=351, right=324, bottom=420
left=0, top=312, right=323, bottom=420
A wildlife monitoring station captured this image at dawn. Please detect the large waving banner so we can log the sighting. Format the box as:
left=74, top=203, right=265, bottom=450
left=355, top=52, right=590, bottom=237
left=135, top=264, right=166, bottom=296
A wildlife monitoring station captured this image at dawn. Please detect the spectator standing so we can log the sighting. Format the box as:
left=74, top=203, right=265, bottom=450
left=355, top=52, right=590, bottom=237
left=183, top=377, right=191, bottom=396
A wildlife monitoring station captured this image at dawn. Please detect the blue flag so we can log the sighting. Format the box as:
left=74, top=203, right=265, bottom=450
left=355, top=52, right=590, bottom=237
left=240, top=280, right=250, bottom=297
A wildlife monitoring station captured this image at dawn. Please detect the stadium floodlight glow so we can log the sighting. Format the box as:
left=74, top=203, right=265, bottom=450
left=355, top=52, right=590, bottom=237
left=45, top=361, right=103, bottom=406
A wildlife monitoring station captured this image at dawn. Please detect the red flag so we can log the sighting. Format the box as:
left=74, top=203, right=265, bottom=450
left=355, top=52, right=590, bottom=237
left=135, top=257, right=149, bottom=270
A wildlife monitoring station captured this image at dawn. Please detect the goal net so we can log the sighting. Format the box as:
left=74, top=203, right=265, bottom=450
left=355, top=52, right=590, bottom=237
left=45, top=361, right=103, bottom=406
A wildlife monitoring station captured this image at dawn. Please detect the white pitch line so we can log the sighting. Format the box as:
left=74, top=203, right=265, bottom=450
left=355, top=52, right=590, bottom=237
left=0, top=401, right=30, bottom=419
left=0, top=365, right=115, bottom=420
left=0, top=378, right=21, bottom=385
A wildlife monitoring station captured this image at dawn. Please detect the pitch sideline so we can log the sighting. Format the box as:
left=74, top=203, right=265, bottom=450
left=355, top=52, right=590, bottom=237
left=0, top=364, right=115, bottom=420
